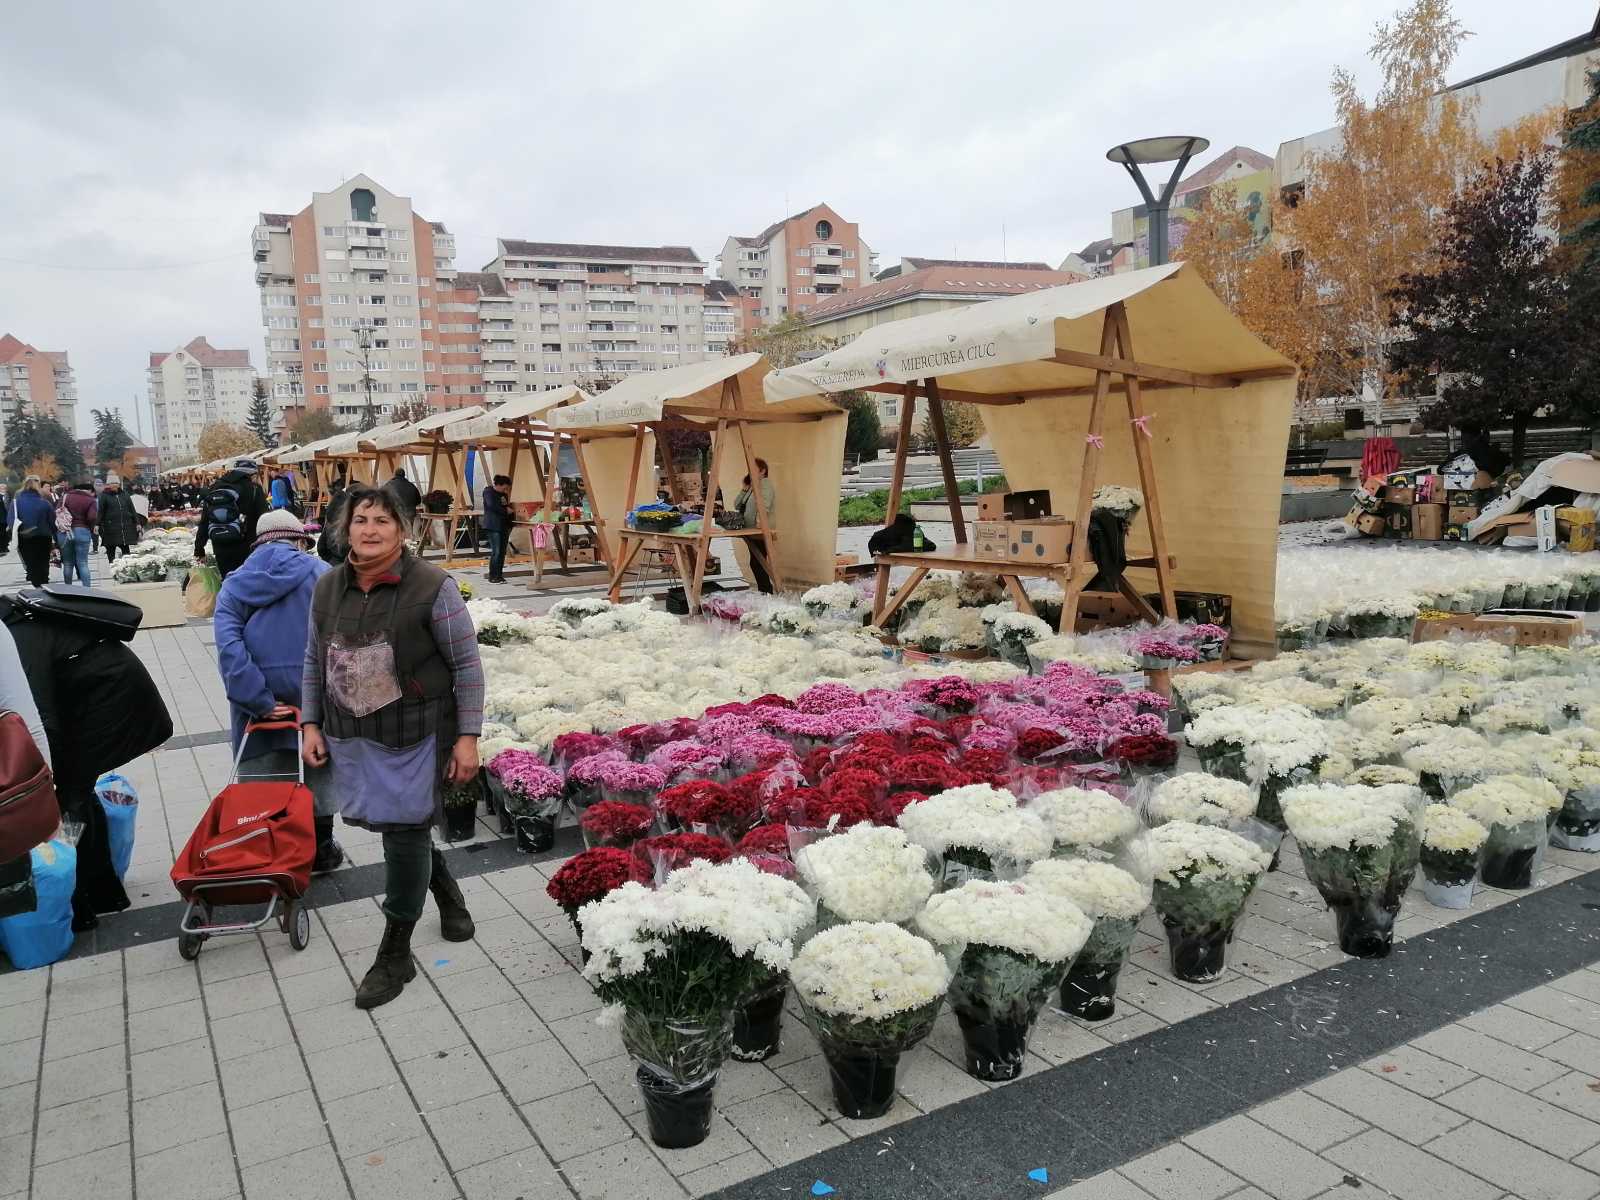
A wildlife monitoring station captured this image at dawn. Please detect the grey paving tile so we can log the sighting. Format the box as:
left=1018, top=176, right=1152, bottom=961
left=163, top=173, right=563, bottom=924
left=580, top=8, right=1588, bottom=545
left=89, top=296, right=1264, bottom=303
left=37, top=1043, right=127, bottom=1109
left=711, top=1060, right=789, bottom=1108
left=1252, top=1089, right=1369, bottom=1152
left=134, top=1079, right=228, bottom=1156
left=124, top=964, right=202, bottom=1012
left=1326, top=1128, right=1501, bottom=1200
left=1509, top=985, right=1600, bottom=1040
left=307, top=1035, right=398, bottom=1104
left=0, top=1038, right=38, bottom=1088
left=454, top=999, right=551, bottom=1056
left=324, top=1083, right=425, bottom=1158
left=45, top=970, right=124, bottom=1018
left=585, top=1053, right=648, bottom=1118
left=1120, top=1143, right=1242, bottom=1200
left=0, top=968, right=48, bottom=1008
left=455, top=1146, right=570, bottom=1200
left=678, top=1148, right=772, bottom=1199
left=1414, top=1024, right=1569, bottom=1092
left=519, top=1081, right=631, bottom=1162
left=201, top=971, right=281, bottom=1021
left=131, top=1034, right=216, bottom=1101
left=340, top=1135, right=456, bottom=1200
left=1538, top=1072, right=1600, bottom=1126
left=218, top=1044, right=312, bottom=1110
left=423, top=1092, right=535, bottom=1173
left=1427, top=1121, right=1600, bottom=1200
left=230, top=1089, right=330, bottom=1169
left=0, top=1081, right=34, bottom=1138
left=34, top=1087, right=129, bottom=1166
left=240, top=1142, right=349, bottom=1200
left=265, top=935, right=344, bottom=981
left=1044, top=1172, right=1160, bottom=1200
left=279, top=966, right=358, bottom=1014
left=129, top=998, right=207, bottom=1054
left=1460, top=1001, right=1572, bottom=1051
left=431, top=965, right=521, bottom=1014
left=1030, top=1011, right=1113, bottom=1066
left=722, top=1088, right=846, bottom=1168
left=625, top=1108, right=755, bottom=1176
left=1096, top=1009, right=1167, bottom=1044
left=43, top=1007, right=126, bottom=1061
left=0, top=999, right=44, bottom=1046
left=396, top=1044, right=499, bottom=1111
left=30, top=1141, right=134, bottom=1200
left=1184, top=1115, right=1348, bottom=1200
left=1439, top=1076, right=1600, bottom=1159
left=374, top=1004, right=472, bottom=1062
left=288, top=998, right=378, bottom=1055
left=561, top=1138, right=689, bottom=1200
left=210, top=1005, right=296, bottom=1063
left=517, top=970, right=602, bottom=1022
left=1310, top=1067, right=1470, bottom=1143
left=1360, top=1045, right=1477, bottom=1098
left=134, top=1130, right=239, bottom=1200
left=0, top=1130, right=28, bottom=1196
left=546, top=1010, right=623, bottom=1067
left=1550, top=973, right=1600, bottom=1006
left=1545, top=1033, right=1600, bottom=1078
left=488, top=1039, right=588, bottom=1105
left=195, top=936, right=269, bottom=983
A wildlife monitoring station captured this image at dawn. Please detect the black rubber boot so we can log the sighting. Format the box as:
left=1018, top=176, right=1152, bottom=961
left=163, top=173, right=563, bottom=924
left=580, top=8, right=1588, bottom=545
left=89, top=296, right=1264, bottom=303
left=429, top=847, right=475, bottom=942
left=355, top=919, right=417, bottom=1010
left=312, top=816, right=345, bottom=875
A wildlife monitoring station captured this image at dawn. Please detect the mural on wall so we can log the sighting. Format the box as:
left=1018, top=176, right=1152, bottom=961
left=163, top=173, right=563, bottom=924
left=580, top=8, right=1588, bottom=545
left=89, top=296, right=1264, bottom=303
left=1129, top=167, right=1274, bottom=267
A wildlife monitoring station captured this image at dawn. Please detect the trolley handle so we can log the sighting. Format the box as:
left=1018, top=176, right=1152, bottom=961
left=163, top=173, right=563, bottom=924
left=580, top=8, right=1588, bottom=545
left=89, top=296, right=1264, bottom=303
left=246, top=705, right=302, bottom=732
left=232, top=706, right=306, bottom=786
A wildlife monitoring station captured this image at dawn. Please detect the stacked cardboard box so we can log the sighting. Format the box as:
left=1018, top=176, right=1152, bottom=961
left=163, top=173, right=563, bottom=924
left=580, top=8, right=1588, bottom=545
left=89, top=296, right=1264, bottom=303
left=972, top=490, right=1071, bottom=564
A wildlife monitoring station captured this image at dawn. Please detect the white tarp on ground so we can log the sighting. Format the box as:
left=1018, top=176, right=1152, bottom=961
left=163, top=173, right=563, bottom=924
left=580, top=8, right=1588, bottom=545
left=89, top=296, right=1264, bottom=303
left=446, top=387, right=587, bottom=442
left=1468, top=452, right=1600, bottom=541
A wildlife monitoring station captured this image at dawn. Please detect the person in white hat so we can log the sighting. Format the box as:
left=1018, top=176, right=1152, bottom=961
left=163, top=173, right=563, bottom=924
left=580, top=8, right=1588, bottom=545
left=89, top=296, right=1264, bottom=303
left=98, top=473, right=141, bottom=565
left=212, top=507, right=345, bottom=872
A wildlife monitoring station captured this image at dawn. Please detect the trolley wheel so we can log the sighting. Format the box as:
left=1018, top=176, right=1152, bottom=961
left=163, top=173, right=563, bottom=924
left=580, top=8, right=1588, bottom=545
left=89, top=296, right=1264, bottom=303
left=178, top=932, right=205, bottom=961
left=289, top=901, right=311, bottom=951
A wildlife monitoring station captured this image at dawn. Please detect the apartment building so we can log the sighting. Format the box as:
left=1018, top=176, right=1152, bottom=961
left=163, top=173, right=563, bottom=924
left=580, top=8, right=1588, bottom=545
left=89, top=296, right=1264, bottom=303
left=719, top=204, right=875, bottom=326
left=251, top=174, right=460, bottom=430
left=147, top=337, right=257, bottom=464
left=478, top=240, right=715, bottom=387
left=703, top=281, right=742, bottom=351
left=0, top=333, right=78, bottom=440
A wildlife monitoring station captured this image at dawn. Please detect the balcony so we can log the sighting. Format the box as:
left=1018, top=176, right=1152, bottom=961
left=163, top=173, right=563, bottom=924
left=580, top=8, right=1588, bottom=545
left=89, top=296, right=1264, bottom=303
left=633, top=266, right=705, bottom=284
left=482, top=327, right=515, bottom=340
left=811, top=244, right=844, bottom=260
left=346, top=234, right=384, bottom=250
left=252, top=229, right=271, bottom=260
left=350, top=255, right=388, bottom=271
left=484, top=367, right=518, bottom=382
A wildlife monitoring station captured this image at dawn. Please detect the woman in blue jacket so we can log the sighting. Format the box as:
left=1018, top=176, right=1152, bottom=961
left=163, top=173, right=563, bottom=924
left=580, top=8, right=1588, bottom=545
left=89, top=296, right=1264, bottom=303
left=13, top=478, right=57, bottom=587
left=212, top=508, right=343, bottom=872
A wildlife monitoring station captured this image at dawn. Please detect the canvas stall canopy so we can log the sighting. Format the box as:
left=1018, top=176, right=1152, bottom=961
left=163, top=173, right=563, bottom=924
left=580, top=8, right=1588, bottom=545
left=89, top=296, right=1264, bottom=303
left=364, top=406, right=487, bottom=507
left=442, top=387, right=587, bottom=510
left=548, top=353, right=846, bottom=595
left=764, top=262, right=1297, bottom=656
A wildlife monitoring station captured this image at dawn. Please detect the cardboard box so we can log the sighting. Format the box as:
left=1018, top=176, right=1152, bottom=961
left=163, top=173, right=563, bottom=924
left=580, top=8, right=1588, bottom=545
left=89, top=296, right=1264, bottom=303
left=1356, top=512, right=1388, bottom=536
left=1386, top=472, right=1409, bottom=487
left=1004, top=489, right=1052, bottom=521
left=1558, top=506, right=1597, bottom=553
left=974, top=521, right=1011, bottom=560
left=1446, top=490, right=1477, bottom=507
left=673, top=473, right=704, bottom=503
left=1448, top=503, right=1480, bottom=525
left=1413, top=611, right=1584, bottom=647
left=1535, top=505, right=1559, bottom=553
left=567, top=545, right=597, bottom=565
left=1173, top=591, right=1232, bottom=630
left=1354, top=478, right=1387, bottom=513
left=109, top=581, right=186, bottom=630
left=1471, top=469, right=1495, bottom=490
left=1444, top=523, right=1468, bottom=541
left=1415, top=474, right=1443, bottom=503
left=1007, top=517, right=1073, bottom=564
left=1387, top=485, right=1416, bottom=507
left=1387, top=507, right=1414, bottom=535
left=1412, top=503, right=1445, bottom=540
left=976, top=492, right=1009, bottom=521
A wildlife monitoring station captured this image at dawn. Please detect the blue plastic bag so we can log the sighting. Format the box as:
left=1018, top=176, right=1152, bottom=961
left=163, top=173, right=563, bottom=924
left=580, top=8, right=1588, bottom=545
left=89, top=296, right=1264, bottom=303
left=0, top=841, right=76, bottom=969
left=96, top=773, right=138, bottom=881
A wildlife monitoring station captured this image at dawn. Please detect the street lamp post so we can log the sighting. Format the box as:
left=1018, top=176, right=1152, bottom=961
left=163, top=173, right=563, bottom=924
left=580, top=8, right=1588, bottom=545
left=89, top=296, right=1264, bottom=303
left=355, top=323, right=377, bottom=433
left=1106, top=136, right=1210, bottom=267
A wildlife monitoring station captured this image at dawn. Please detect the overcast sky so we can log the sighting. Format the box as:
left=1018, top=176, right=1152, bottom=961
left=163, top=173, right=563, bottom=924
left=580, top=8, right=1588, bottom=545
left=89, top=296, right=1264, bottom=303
left=0, top=0, right=1586, bottom=438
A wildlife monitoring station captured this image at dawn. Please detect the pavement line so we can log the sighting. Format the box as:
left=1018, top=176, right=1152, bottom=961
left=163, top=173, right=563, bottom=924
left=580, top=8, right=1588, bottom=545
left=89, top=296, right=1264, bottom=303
left=706, top=869, right=1600, bottom=1200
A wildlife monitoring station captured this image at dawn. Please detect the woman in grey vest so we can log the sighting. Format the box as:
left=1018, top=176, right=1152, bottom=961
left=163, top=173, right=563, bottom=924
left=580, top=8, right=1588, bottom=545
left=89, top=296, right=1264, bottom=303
left=301, top=483, right=484, bottom=1009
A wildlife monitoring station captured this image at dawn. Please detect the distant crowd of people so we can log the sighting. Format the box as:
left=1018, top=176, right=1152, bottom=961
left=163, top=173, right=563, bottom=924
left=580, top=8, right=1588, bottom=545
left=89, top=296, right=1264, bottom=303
left=1, top=474, right=150, bottom=588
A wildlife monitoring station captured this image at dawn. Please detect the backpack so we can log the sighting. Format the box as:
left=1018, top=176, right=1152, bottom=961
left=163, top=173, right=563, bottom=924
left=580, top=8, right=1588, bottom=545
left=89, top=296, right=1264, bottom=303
left=204, top=483, right=246, bottom=544
left=53, top=497, right=71, bottom=535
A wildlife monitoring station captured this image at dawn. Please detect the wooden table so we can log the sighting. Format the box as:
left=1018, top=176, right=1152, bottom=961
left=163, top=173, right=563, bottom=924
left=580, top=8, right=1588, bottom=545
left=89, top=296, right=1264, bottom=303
left=522, top=519, right=605, bottom=583
left=870, top=542, right=1173, bottom=630
left=607, top=526, right=771, bottom=613
left=415, top=510, right=482, bottom=567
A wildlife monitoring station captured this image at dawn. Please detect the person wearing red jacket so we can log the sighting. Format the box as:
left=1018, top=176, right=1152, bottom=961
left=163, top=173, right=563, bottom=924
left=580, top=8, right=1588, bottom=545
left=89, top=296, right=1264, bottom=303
left=59, top=480, right=98, bottom=587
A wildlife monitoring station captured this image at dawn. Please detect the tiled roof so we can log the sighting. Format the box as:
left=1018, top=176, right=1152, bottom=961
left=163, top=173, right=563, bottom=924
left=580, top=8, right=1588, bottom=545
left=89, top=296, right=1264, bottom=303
left=260, top=213, right=292, bottom=228
left=900, top=257, right=1053, bottom=272
left=499, top=240, right=703, bottom=265
left=732, top=203, right=837, bottom=248
left=430, top=222, right=449, bottom=234
left=1076, top=238, right=1115, bottom=260
left=454, top=271, right=508, bottom=297
left=0, top=334, right=29, bottom=363
left=1176, top=146, right=1274, bottom=195
left=152, top=338, right=250, bottom=370
left=804, top=264, right=1088, bottom=323
left=704, top=280, right=741, bottom=302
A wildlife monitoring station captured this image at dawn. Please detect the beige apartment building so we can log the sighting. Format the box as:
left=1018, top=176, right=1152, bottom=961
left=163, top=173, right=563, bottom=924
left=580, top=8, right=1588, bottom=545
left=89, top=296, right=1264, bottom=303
left=719, top=203, right=875, bottom=329
left=0, top=333, right=78, bottom=446
left=252, top=174, right=460, bottom=431
left=477, top=240, right=716, bottom=388
left=147, top=337, right=257, bottom=465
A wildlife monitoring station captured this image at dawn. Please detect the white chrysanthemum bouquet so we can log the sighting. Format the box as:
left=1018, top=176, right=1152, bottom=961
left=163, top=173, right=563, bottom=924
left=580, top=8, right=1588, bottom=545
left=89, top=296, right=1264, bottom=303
left=795, top=823, right=935, bottom=929
left=916, top=879, right=1091, bottom=1080
left=1144, top=773, right=1255, bottom=828
left=1280, top=783, right=1423, bottom=958
left=1026, top=857, right=1149, bottom=1021
left=790, top=922, right=950, bottom=1119
left=897, top=784, right=1052, bottom=888
left=1418, top=803, right=1488, bottom=909
left=1148, top=820, right=1272, bottom=982
left=1449, top=774, right=1562, bottom=890
left=1029, top=786, right=1140, bottom=860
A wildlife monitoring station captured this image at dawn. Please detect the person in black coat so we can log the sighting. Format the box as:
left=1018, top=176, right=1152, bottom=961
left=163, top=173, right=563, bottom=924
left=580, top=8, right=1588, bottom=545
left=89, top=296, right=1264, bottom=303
left=98, top=474, right=141, bottom=563
left=193, top=460, right=268, bottom=580
left=0, top=593, right=173, bottom=930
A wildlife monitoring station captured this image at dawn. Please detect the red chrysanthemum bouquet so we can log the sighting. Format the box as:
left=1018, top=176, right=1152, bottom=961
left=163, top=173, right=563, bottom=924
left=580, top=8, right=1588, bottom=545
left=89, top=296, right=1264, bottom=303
left=632, top=832, right=734, bottom=882
left=656, top=780, right=759, bottom=841
left=580, top=800, right=657, bottom=850
left=546, top=846, right=646, bottom=949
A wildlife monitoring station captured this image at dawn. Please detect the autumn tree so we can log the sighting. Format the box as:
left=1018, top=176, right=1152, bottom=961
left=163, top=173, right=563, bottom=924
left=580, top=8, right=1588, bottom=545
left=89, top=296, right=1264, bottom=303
left=1555, top=67, right=1600, bottom=406
left=390, top=397, right=433, bottom=426
left=921, top=398, right=983, bottom=449
left=3, top=403, right=84, bottom=482
left=286, top=408, right=344, bottom=445
left=245, top=379, right=277, bottom=449
left=1390, top=151, right=1576, bottom=468
left=195, top=422, right=263, bottom=463
left=843, top=393, right=881, bottom=462
left=728, top=313, right=834, bottom=368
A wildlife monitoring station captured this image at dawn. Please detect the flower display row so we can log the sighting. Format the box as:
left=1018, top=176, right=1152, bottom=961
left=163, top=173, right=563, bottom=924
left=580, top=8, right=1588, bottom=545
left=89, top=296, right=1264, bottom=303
left=110, top=528, right=201, bottom=584
left=1276, top=544, right=1600, bottom=647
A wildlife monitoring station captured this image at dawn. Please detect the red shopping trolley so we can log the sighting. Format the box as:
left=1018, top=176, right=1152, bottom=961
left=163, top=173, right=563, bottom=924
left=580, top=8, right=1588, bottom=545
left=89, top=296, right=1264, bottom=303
left=170, top=709, right=316, bottom=960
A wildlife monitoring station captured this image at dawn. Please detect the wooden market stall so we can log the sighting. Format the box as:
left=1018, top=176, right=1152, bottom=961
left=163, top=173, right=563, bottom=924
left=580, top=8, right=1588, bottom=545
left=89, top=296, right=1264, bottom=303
left=366, top=407, right=487, bottom=563
left=277, top=435, right=345, bottom=517
left=547, top=353, right=846, bottom=613
left=763, top=262, right=1298, bottom=657
left=441, top=387, right=598, bottom=581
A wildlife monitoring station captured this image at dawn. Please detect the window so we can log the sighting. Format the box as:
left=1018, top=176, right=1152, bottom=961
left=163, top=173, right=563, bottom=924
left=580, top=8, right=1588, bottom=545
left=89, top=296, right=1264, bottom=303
left=391, top=273, right=413, bottom=284
left=303, top=293, right=321, bottom=306
left=328, top=293, right=350, bottom=304
left=314, top=384, right=329, bottom=395
left=263, top=293, right=296, bottom=307
left=393, top=317, right=415, bottom=327
left=322, top=225, right=340, bottom=237
left=324, top=249, right=346, bottom=260
left=310, top=339, right=326, bottom=350
left=421, top=320, right=432, bottom=329
left=843, top=249, right=856, bottom=259
left=313, top=363, right=328, bottom=373
left=795, top=268, right=810, bottom=276
left=331, top=316, right=352, bottom=327
left=392, top=295, right=413, bottom=306
left=303, top=273, right=320, bottom=284
left=815, top=219, right=832, bottom=239
left=420, top=277, right=432, bottom=286
left=326, top=271, right=349, bottom=283
left=350, top=188, right=376, bottom=222
left=419, top=298, right=430, bottom=308
left=795, top=248, right=810, bottom=257
left=395, top=338, right=416, bottom=349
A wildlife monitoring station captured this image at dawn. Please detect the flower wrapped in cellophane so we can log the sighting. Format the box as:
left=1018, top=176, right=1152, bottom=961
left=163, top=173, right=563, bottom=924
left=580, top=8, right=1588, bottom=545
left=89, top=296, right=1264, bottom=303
left=1148, top=820, right=1272, bottom=982
left=1418, top=803, right=1488, bottom=909
left=1025, top=856, right=1149, bottom=1020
